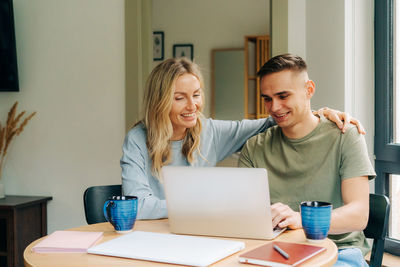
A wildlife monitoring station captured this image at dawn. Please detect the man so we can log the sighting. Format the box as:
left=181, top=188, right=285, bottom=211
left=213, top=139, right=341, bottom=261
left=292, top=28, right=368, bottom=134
left=239, top=54, right=376, bottom=267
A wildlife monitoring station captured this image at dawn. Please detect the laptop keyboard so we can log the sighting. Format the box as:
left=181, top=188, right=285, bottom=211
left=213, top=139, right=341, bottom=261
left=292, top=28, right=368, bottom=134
left=273, top=226, right=285, bottom=234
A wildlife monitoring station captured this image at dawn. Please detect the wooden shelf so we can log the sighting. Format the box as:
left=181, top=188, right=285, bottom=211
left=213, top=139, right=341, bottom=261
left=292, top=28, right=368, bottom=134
left=244, top=35, right=270, bottom=119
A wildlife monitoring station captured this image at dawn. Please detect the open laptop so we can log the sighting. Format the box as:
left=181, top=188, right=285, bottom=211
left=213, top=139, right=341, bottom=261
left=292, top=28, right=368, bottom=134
left=161, top=166, right=286, bottom=240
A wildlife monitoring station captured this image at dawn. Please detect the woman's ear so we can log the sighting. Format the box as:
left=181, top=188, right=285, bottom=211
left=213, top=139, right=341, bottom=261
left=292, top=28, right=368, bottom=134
left=306, top=80, right=316, bottom=98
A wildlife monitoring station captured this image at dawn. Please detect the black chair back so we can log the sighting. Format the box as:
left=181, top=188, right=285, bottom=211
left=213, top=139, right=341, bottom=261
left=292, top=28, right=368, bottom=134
left=83, top=184, right=122, bottom=224
left=364, top=194, right=390, bottom=267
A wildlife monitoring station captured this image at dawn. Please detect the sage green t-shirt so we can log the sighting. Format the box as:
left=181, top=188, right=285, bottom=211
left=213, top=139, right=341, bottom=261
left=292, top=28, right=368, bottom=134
left=239, top=118, right=376, bottom=255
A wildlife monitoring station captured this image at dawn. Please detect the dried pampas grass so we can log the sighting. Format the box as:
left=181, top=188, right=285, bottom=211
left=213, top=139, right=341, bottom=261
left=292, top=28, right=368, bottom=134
left=0, top=102, right=36, bottom=180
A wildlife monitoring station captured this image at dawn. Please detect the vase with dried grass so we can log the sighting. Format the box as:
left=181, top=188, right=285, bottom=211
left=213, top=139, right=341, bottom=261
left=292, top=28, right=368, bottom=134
left=0, top=102, right=36, bottom=198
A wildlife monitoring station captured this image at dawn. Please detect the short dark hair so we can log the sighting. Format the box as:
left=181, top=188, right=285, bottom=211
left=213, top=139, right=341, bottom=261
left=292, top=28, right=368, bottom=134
left=257, top=53, right=307, bottom=79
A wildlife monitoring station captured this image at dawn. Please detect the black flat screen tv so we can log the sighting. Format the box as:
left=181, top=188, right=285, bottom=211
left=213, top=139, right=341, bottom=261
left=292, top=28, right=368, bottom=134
left=0, top=0, right=19, bottom=92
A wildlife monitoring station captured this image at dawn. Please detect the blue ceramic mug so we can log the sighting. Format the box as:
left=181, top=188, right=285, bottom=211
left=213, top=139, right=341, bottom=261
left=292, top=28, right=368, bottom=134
left=103, top=196, right=138, bottom=233
left=300, top=201, right=332, bottom=242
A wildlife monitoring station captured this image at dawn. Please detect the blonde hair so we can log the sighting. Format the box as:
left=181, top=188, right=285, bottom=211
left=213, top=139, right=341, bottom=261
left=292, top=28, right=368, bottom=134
left=142, top=58, right=204, bottom=176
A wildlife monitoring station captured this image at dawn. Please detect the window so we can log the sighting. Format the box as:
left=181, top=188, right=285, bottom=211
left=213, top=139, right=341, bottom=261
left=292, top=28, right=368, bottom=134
left=375, top=0, right=400, bottom=255
left=390, top=175, right=400, bottom=239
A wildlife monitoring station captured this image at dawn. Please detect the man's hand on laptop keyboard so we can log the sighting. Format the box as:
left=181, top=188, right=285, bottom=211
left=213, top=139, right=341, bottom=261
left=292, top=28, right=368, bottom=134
left=271, top=202, right=302, bottom=229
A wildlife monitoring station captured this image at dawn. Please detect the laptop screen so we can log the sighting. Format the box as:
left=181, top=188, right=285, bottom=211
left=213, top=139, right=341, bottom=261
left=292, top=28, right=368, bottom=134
left=162, top=166, right=281, bottom=240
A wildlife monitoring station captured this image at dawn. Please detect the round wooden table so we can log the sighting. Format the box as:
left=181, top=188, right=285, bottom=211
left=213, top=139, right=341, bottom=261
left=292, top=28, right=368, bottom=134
left=24, top=219, right=338, bottom=267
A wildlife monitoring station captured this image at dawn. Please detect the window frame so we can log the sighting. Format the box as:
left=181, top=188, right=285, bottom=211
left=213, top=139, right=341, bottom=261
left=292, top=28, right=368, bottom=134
left=375, top=0, right=400, bottom=255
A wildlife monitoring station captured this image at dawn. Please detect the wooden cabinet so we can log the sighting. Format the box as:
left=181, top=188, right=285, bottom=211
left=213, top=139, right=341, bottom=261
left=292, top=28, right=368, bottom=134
left=0, top=195, right=52, bottom=267
left=244, top=35, right=270, bottom=119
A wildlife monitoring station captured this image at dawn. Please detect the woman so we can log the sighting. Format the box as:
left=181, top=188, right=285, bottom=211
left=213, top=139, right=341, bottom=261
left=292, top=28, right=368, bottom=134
left=121, top=58, right=364, bottom=219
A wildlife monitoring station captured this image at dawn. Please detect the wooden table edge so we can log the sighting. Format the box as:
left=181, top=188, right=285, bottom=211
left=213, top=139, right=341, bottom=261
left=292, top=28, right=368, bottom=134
left=24, top=220, right=338, bottom=267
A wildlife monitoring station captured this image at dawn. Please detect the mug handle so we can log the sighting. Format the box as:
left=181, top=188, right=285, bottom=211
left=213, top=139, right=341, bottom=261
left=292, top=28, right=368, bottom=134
left=103, top=200, right=117, bottom=229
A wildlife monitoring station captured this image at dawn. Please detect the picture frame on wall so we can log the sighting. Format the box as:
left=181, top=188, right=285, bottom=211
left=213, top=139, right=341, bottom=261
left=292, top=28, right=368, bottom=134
left=153, top=31, right=164, bottom=61
left=173, top=44, right=194, bottom=60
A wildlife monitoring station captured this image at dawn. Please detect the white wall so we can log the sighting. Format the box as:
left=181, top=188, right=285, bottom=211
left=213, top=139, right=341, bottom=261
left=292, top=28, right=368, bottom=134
left=271, top=0, right=306, bottom=59
left=306, top=0, right=346, bottom=112
left=125, top=0, right=153, bottom=129
left=288, top=0, right=306, bottom=59
left=271, top=0, right=288, bottom=56
left=306, top=0, right=375, bottom=161
left=0, top=0, right=125, bottom=232
left=351, top=0, right=375, bottom=163
left=152, top=0, right=270, bottom=116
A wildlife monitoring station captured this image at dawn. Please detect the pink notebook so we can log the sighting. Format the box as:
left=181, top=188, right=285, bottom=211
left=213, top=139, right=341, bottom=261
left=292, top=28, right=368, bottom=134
left=32, top=231, right=103, bottom=253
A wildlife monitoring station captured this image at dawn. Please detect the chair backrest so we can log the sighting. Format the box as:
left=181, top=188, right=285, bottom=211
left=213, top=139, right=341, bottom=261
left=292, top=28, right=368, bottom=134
left=364, top=193, right=390, bottom=267
left=83, top=185, right=122, bottom=224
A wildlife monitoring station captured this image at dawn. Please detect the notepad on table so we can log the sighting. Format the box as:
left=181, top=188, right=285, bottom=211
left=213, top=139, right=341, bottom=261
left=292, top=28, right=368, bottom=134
left=32, top=231, right=103, bottom=253
left=87, top=231, right=245, bottom=267
left=239, top=241, right=326, bottom=267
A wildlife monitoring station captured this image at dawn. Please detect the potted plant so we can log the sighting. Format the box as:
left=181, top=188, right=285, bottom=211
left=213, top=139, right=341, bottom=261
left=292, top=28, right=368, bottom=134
left=0, top=102, right=36, bottom=198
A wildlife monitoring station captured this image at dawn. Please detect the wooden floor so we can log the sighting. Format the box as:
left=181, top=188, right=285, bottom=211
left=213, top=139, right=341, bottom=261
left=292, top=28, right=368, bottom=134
left=365, top=252, right=400, bottom=267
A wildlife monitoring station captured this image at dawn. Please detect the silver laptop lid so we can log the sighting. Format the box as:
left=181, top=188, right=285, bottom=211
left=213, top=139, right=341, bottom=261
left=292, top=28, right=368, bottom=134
left=162, top=166, right=278, bottom=240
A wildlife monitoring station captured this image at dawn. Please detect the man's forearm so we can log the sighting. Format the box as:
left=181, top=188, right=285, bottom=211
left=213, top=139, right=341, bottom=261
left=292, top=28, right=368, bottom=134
left=328, top=176, right=370, bottom=234
left=328, top=201, right=369, bottom=234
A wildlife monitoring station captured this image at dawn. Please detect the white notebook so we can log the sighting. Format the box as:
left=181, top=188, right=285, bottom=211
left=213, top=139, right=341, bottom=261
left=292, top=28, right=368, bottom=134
left=87, top=231, right=245, bottom=267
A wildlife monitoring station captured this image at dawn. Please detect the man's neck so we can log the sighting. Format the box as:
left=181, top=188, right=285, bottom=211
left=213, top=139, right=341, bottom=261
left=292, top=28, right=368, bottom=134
left=281, top=111, right=320, bottom=139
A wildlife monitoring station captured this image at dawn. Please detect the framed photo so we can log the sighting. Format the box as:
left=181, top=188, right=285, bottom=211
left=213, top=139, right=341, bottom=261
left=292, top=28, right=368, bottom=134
left=153, top=31, right=164, bottom=61
left=173, top=44, right=194, bottom=60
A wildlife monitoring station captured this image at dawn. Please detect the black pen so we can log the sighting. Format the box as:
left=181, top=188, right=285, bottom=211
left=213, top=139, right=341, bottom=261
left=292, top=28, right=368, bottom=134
left=273, top=244, right=290, bottom=259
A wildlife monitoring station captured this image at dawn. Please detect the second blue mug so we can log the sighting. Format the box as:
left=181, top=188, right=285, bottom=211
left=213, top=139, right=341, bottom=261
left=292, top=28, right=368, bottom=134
left=103, top=195, right=138, bottom=233
left=300, top=201, right=332, bottom=242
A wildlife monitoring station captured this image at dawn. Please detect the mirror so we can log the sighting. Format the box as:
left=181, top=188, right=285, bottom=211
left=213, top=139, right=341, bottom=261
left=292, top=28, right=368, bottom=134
left=211, top=49, right=245, bottom=120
